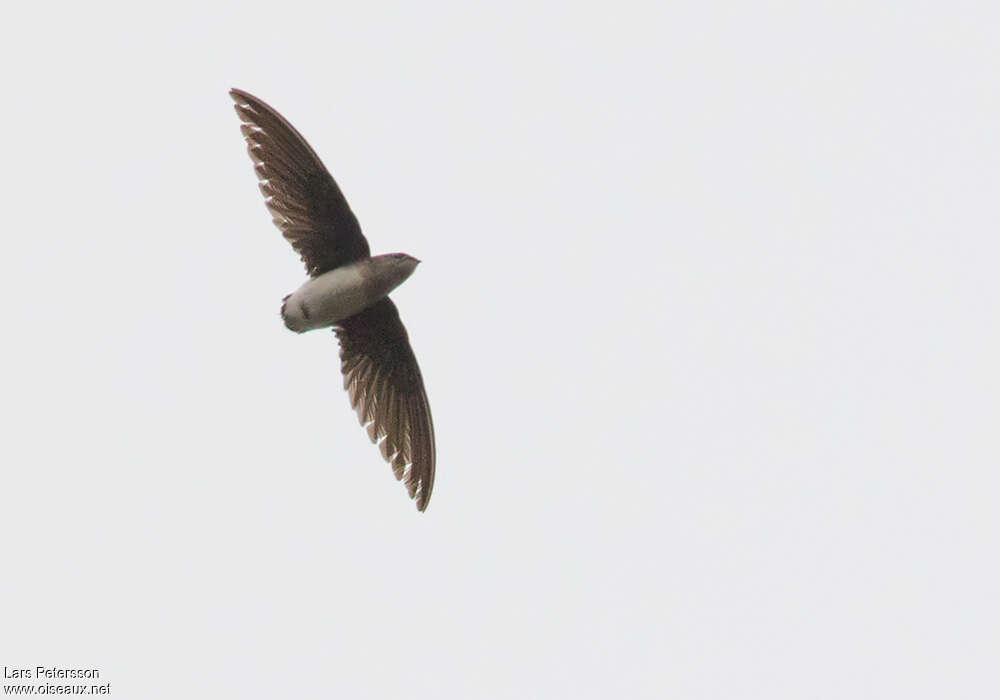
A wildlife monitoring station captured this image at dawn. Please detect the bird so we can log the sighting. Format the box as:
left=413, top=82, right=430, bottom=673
left=229, top=88, right=436, bottom=511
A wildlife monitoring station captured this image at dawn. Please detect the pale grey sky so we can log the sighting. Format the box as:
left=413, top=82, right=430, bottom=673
left=2, top=1, right=998, bottom=698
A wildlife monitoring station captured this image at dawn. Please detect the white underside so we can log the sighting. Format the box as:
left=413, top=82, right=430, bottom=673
left=280, top=255, right=418, bottom=333
left=283, top=265, right=374, bottom=332
left=281, top=254, right=420, bottom=333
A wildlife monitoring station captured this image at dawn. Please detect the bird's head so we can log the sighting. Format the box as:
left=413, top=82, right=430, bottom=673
left=389, top=252, right=421, bottom=273
left=373, top=252, right=421, bottom=290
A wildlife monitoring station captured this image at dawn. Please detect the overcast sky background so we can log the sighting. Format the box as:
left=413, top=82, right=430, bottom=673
left=2, top=2, right=998, bottom=698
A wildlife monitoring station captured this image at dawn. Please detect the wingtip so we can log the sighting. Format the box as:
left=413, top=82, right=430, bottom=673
left=229, top=87, right=253, bottom=103
left=416, top=485, right=432, bottom=512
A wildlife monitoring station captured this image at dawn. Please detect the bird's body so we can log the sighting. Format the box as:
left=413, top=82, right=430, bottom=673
left=281, top=254, right=419, bottom=333
left=230, top=88, right=436, bottom=511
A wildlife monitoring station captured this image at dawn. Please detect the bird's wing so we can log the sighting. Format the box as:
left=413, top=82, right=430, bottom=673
left=230, top=88, right=370, bottom=276
left=335, top=298, right=436, bottom=511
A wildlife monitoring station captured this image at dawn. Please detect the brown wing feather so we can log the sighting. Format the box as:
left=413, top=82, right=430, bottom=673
left=335, top=299, right=436, bottom=511
left=230, top=88, right=370, bottom=276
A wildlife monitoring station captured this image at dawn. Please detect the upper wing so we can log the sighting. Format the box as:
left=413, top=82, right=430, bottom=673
left=335, top=298, right=436, bottom=511
left=230, top=88, right=370, bottom=276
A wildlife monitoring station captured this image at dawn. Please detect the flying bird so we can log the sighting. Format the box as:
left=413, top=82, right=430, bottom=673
left=229, top=88, right=435, bottom=511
